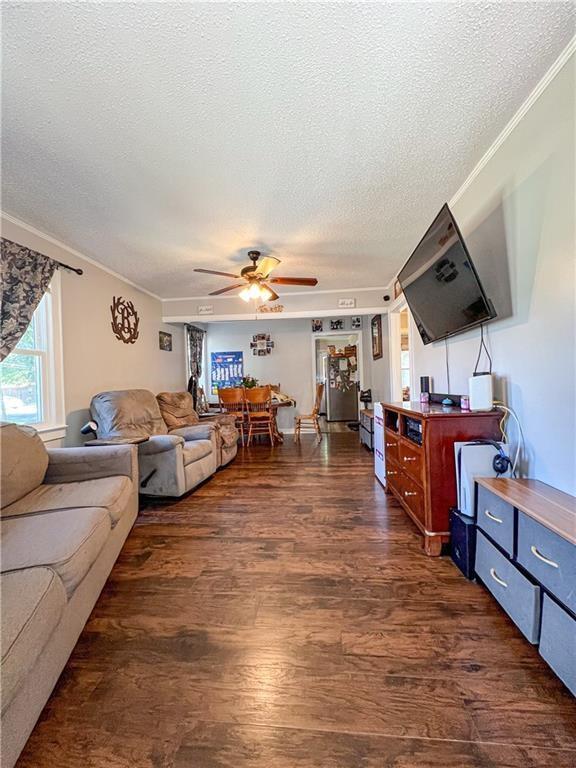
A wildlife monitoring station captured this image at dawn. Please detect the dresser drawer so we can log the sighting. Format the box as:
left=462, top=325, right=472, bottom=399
left=384, top=431, right=399, bottom=463
left=400, top=471, right=425, bottom=526
left=517, top=512, right=576, bottom=613
left=475, top=531, right=541, bottom=643
left=539, top=595, right=576, bottom=696
left=398, top=439, right=423, bottom=485
left=385, top=459, right=402, bottom=493
left=476, top=485, right=516, bottom=557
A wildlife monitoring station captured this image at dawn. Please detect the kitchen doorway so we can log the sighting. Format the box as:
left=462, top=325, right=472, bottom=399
left=312, top=332, right=363, bottom=422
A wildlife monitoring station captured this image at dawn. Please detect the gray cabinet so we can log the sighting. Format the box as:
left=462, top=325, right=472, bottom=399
left=474, top=478, right=575, bottom=696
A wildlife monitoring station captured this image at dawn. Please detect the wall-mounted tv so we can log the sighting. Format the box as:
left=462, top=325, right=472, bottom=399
left=398, top=204, right=496, bottom=345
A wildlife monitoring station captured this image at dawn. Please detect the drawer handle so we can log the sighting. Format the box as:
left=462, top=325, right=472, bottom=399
left=403, top=456, right=417, bottom=462
left=386, top=443, right=395, bottom=448
left=387, top=470, right=397, bottom=476
left=489, top=568, right=508, bottom=588
left=484, top=509, right=503, bottom=524
left=530, top=545, right=559, bottom=569
left=404, top=491, right=417, bottom=497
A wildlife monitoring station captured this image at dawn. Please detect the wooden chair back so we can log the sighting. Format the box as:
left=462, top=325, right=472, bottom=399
left=218, top=387, right=245, bottom=414
left=244, top=385, right=272, bottom=414
left=313, top=382, right=325, bottom=416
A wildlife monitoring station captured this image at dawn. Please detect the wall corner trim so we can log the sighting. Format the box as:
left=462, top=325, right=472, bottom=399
left=449, top=36, right=576, bottom=208
left=0, top=211, right=163, bottom=301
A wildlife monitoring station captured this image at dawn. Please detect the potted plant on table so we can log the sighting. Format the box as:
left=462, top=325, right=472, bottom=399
left=242, top=375, right=259, bottom=389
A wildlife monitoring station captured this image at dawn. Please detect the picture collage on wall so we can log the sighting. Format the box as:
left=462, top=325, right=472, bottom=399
left=312, top=316, right=362, bottom=333
left=250, top=333, right=274, bottom=356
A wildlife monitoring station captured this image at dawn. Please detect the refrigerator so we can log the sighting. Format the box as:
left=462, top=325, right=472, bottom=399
left=374, top=402, right=386, bottom=487
left=323, top=354, right=358, bottom=422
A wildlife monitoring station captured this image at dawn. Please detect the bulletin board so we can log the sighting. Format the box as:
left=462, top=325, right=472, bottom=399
left=210, top=351, right=244, bottom=395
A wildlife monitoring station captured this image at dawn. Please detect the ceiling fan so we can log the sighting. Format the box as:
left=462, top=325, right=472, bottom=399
left=194, top=250, right=318, bottom=302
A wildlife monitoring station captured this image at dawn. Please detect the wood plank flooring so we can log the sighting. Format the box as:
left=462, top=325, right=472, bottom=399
left=17, top=434, right=576, bottom=767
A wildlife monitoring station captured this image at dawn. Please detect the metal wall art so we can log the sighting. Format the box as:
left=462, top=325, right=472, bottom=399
left=110, top=296, right=140, bottom=344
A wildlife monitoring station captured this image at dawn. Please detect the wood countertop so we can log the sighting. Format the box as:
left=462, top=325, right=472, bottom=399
left=476, top=477, right=576, bottom=545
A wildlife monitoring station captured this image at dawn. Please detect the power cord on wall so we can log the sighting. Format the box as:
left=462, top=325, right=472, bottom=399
left=494, top=401, right=525, bottom=477
left=474, top=323, right=493, bottom=374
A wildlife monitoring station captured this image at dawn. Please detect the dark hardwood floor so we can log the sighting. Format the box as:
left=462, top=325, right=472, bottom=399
left=17, top=434, right=576, bottom=767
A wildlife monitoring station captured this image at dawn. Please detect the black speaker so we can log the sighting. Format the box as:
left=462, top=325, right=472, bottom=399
left=420, top=376, right=431, bottom=395
left=449, top=508, right=476, bottom=580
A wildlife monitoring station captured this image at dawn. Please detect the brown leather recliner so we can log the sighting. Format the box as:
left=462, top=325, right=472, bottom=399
left=156, top=391, right=239, bottom=467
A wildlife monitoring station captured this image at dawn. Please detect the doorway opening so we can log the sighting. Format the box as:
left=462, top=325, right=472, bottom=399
left=400, top=308, right=411, bottom=401
left=312, top=332, right=362, bottom=424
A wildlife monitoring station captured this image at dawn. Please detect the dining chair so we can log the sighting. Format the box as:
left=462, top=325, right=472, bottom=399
left=244, top=385, right=275, bottom=446
left=294, top=382, right=325, bottom=442
left=218, top=386, right=246, bottom=446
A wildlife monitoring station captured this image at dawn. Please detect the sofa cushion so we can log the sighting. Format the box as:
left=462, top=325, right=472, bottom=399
left=90, top=389, right=168, bottom=439
left=1, top=476, right=132, bottom=527
left=0, top=423, right=48, bottom=508
left=157, top=391, right=200, bottom=430
left=182, top=440, right=213, bottom=466
left=1, top=508, right=111, bottom=597
left=1, top=567, right=66, bottom=713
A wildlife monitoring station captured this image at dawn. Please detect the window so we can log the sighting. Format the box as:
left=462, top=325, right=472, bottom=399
left=0, top=274, right=65, bottom=438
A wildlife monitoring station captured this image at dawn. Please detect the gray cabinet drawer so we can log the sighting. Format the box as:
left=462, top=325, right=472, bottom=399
left=476, top=485, right=516, bottom=556
left=475, top=531, right=541, bottom=643
left=539, top=595, right=576, bottom=696
left=517, top=512, right=576, bottom=614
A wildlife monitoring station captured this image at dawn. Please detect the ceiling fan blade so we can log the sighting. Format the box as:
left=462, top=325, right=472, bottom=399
left=269, top=277, right=318, bottom=286
left=209, top=283, right=245, bottom=296
left=261, top=282, right=280, bottom=302
left=254, top=256, right=281, bottom=278
left=194, top=268, right=240, bottom=278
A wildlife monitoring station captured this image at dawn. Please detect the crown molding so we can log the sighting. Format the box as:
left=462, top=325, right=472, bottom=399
left=450, top=35, right=576, bottom=207
left=162, top=284, right=393, bottom=302
left=0, top=211, right=163, bottom=301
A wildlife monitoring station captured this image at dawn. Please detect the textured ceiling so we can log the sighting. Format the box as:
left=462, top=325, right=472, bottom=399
left=2, top=2, right=574, bottom=298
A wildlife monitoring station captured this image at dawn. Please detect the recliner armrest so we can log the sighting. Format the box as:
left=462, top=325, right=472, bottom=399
left=169, top=424, right=216, bottom=442
left=138, top=435, right=184, bottom=455
left=45, top=445, right=137, bottom=484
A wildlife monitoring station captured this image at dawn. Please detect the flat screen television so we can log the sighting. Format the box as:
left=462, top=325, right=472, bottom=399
left=398, top=204, right=496, bottom=345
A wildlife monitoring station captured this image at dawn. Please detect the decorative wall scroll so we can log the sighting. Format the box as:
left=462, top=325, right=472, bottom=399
left=211, top=351, right=243, bottom=394
left=250, top=333, right=274, bottom=356
left=110, top=296, right=140, bottom=344
left=258, top=304, right=284, bottom=313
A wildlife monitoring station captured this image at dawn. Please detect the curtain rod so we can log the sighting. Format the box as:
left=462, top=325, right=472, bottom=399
left=56, top=260, right=83, bottom=275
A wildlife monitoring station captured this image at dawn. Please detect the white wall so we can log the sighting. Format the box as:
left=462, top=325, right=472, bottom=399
left=410, top=55, right=575, bottom=494
left=205, top=316, right=377, bottom=430
left=1, top=216, right=187, bottom=445
left=362, top=313, right=391, bottom=405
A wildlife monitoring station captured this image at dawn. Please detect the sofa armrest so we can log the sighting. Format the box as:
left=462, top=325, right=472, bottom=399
left=45, top=445, right=137, bottom=484
left=138, top=435, right=184, bottom=455
left=169, top=424, right=216, bottom=442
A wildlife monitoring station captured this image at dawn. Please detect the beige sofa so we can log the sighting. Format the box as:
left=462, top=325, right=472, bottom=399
left=89, top=389, right=238, bottom=498
left=0, top=423, right=138, bottom=768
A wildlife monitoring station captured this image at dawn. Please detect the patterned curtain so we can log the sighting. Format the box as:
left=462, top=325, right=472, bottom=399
left=1, top=238, right=57, bottom=361
left=186, top=324, right=206, bottom=409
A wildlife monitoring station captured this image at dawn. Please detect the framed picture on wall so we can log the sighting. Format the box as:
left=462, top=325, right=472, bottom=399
left=371, top=315, right=382, bottom=360
left=351, top=316, right=362, bottom=329
left=394, top=278, right=403, bottom=300
left=158, top=331, right=172, bottom=351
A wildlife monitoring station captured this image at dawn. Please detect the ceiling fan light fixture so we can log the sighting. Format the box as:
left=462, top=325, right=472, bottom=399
left=239, top=286, right=252, bottom=302
left=259, top=285, right=274, bottom=302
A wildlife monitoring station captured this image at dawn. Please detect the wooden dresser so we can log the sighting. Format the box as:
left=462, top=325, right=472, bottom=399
left=383, top=402, right=501, bottom=555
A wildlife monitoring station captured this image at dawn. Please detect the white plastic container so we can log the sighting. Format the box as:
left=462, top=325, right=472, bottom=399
left=469, top=373, right=493, bottom=411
